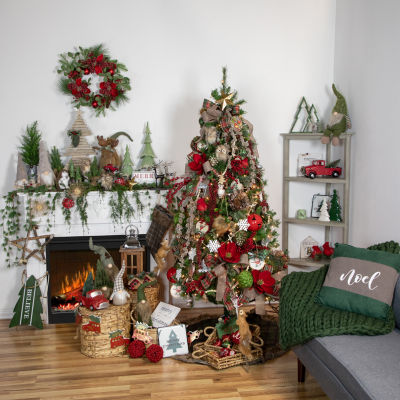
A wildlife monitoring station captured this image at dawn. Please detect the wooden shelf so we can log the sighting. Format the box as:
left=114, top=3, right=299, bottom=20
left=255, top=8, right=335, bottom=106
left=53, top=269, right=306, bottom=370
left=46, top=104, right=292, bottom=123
left=288, top=258, right=326, bottom=268
left=280, top=132, right=354, bottom=140
left=284, top=176, right=347, bottom=184
left=283, top=217, right=345, bottom=228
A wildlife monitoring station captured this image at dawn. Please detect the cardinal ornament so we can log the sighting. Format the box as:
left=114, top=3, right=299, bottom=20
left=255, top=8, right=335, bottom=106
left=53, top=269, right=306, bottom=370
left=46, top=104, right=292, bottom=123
left=247, top=214, right=263, bottom=231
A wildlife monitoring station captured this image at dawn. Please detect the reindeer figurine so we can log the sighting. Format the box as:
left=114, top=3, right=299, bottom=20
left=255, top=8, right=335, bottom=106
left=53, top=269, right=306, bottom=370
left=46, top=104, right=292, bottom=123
left=237, top=308, right=253, bottom=360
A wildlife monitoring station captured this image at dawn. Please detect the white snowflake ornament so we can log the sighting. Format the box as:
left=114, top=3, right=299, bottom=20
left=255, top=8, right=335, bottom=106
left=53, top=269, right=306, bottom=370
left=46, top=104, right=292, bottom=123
left=198, top=260, right=210, bottom=273
left=175, top=268, right=182, bottom=280
left=207, top=239, right=220, bottom=253
left=238, top=219, right=250, bottom=231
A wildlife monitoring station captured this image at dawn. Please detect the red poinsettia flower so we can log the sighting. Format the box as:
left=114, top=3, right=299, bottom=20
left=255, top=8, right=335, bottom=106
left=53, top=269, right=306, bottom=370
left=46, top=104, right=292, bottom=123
left=231, top=156, right=249, bottom=175
left=310, top=245, right=323, bottom=259
left=322, top=242, right=334, bottom=257
left=96, top=54, right=104, bottom=62
left=197, top=198, right=207, bottom=211
left=100, top=81, right=118, bottom=98
left=188, top=153, right=206, bottom=175
left=218, top=242, right=241, bottom=263
left=252, top=270, right=275, bottom=294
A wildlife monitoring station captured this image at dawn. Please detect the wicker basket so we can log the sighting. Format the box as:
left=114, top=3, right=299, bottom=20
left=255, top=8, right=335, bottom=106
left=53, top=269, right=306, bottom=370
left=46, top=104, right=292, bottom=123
left=192, top=324, right=263, bottom=369
left=129, top=283, right=160, bottom=316
left=79, top=303, right=131, bottom=358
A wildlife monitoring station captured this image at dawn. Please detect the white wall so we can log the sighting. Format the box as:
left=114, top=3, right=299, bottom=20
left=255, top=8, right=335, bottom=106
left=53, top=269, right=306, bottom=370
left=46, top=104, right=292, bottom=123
left=0, top=0, right=336, bottom=317
left=334, top=0, right=400, bottom=247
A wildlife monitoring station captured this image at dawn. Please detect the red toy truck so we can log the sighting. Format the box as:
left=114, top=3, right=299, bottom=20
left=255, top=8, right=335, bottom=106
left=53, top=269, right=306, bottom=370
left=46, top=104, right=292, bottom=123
left=81, top=289, right=110, bottom=311
left=302, top=160, right=342, bottom=179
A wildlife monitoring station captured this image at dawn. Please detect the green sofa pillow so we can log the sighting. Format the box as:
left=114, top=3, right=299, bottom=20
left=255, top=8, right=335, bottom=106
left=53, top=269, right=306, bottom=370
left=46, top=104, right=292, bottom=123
left=316, top=243, right=400, bottom=319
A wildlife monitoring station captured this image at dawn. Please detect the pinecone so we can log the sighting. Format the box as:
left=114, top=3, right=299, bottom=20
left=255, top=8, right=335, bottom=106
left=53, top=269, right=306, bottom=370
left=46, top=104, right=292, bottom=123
left=230, top=191, right=249, bottom=210
left=234, top=230, right=248, bottom=246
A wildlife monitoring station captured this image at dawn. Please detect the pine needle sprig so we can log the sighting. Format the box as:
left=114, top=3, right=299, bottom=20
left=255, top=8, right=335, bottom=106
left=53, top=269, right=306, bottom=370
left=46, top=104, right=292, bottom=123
left=19, top=121, right=41, bottom=167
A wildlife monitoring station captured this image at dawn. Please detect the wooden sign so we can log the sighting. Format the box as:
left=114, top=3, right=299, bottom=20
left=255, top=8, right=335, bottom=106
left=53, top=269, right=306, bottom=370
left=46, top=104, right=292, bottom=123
left=132, top=170, right=156, bottom=184
left=157, top=324, right=188, bottom=357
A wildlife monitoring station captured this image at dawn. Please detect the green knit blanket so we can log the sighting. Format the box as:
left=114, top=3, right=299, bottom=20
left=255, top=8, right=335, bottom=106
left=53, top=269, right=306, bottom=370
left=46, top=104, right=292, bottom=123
left=279, top=266, right=395, bottom=350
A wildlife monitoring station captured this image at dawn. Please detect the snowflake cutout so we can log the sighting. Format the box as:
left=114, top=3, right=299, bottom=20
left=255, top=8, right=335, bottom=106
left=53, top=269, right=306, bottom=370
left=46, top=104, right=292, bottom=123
left=238, top=219, right=250, bottom=231
left=175, top=268, right=182, bottom=280
left=207, top=239, right=220, bottom=253
left=188, top=248, right=196, bottom=261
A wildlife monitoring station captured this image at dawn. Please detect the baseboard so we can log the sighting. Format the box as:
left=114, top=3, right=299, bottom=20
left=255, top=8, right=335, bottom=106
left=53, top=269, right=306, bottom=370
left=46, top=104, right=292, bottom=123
left=0, top=309, right=13, bottom=320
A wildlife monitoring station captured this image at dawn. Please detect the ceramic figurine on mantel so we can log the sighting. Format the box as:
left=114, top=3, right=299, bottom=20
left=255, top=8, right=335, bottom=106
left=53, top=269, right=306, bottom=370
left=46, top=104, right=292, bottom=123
left=15, top=153, right=28, bottom=189
left=37, top=141, right=55, bottom=187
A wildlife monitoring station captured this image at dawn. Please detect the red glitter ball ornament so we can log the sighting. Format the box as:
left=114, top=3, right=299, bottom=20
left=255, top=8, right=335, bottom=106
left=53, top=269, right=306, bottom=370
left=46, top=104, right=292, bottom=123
left=247, top=214, right=263, bottom=231
left=109, top=69, right=114, bottom=76
left=167, top=267, right=177, bottom=283
left=128, top=340, right=146, bottom=358
left=146, top=344, right=163, bottom=363
left=114, top=177, right=126, bottom=186
left=92, top=101, right=98, bottom=108
left=62, top=197, right=74, bottom=209
left=84, top=68, right=90, bottom=75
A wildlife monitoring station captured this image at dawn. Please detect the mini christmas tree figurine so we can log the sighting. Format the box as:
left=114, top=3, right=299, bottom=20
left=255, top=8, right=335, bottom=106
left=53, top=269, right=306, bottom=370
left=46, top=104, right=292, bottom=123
left=19, top=121, right=42, bottom=182
left=137, top=122, right=156, bottom=170
left=318, top=199, right=330, bottom=222
left=82, top=272, right=94, bottom=297
left=50, top=146, right=64, bottom=175
left=167, top=68, right=286, bottom=314
left=68, top=161, right=75, bottom=183
left=38, top=141, right=55, bottom=187
left=120, top=145, right=134, bottom=177
left=329, top=189, right=342, bottom=221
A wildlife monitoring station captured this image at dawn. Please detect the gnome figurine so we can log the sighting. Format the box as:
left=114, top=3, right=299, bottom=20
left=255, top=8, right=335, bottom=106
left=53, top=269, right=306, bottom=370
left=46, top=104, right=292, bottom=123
left=110, top=261, right=130, bottom=306
left=321, top=84, right=351, bottom=146
left=135, top=281, right=157, bottom=326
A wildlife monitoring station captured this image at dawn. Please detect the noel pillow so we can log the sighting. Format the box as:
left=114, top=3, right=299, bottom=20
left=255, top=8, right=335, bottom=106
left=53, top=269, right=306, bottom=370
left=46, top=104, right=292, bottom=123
left=316, top=244, right=400, bottom=319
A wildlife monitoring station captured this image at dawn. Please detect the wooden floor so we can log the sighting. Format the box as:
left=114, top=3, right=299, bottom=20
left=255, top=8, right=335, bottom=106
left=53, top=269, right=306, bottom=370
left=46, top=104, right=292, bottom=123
left=0, top=320, right=328, bottom=400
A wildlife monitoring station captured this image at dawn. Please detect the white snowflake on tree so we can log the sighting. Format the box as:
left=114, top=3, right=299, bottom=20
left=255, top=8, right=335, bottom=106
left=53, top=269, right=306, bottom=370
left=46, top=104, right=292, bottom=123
left=237, top=219, right=250, bottom=231
left=175, top=269, right=182, bottom=280
left=207, top=239, right=220, bottom=253
left=188, top=248, right=196, bottom=260
left=198, top=260, right=209, bottom=273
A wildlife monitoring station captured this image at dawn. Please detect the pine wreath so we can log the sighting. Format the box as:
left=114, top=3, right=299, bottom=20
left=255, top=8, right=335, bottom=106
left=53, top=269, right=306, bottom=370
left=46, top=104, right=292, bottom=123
left=57, top=44, right=131, bottom=116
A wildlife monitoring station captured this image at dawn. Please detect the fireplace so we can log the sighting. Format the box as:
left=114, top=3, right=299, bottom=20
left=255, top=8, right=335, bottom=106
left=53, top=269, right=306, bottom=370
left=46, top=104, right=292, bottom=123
left=46, top=235, right=148, bottom=324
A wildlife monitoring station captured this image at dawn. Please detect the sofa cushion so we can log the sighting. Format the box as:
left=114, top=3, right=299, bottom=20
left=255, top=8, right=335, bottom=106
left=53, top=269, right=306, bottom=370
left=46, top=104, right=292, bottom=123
left=316, top=244, right=400, bottom=319
left=301, top=329, right=400, bottom=400
left=393, top=276, right=400, bottom=329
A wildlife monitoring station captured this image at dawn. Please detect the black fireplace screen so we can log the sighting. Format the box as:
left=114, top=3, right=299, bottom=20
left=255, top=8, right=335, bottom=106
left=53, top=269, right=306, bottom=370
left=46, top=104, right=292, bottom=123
left=46, top=235, right=147, bottom=324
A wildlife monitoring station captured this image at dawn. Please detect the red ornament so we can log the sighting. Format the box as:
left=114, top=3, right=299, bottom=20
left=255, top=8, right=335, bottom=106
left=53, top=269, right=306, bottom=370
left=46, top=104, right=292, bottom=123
left=188, top=153, right=206, bottom=175
left=146, top=344, right=163, bottom=363
left=247, top=214, right=263, bottom=231
left=62, top=197, right=74, bottom=209
left=167, top=267, right=177, bottom=283
left=196, top=198, right=207, bottom=211
left=92, top=101, right=98, bottom=108
left=84, top=68, right=90, bottom=75
left=252, top=270, right=276, bottom=294
left=214, top=338, right=222, bottom=347
left=114, top=177, right=126, bottom=186
left=109, top=69, right=114, bottom=76
left=218, top=242, right=241, bottom=263
left=128, top=340, right=146, bottom=358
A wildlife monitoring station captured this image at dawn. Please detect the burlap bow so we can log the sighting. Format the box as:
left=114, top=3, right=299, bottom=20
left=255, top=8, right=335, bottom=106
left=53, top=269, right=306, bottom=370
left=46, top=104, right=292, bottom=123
left=243, top=287, right=265, bottom=315
left=201, top=99, right=241, bottom=130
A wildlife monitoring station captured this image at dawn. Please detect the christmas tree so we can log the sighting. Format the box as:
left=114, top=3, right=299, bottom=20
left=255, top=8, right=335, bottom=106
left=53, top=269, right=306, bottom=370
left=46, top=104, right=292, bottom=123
left=166, top=329, right=183, bottom=353
left=19, top=121, right=41, bottom=167
left=329, top=189, right=342, bottom=221
left=9, top=275, right=43, bottom=329
left=167, top=68, right=287, bottom=314
left=50, top=146, right=64, bottom=174
left=120, top=145, right=134, bottom=177
left=137, top=122, right=156, bottom=170
left=82, top=272, right=94, bottom=296
left=318, top=199, right=330, bottom=222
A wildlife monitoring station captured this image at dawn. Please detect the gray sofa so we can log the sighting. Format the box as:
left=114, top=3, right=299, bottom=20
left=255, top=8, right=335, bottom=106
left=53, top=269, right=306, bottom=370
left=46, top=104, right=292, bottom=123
left=294, top=276, right=400, bottom=400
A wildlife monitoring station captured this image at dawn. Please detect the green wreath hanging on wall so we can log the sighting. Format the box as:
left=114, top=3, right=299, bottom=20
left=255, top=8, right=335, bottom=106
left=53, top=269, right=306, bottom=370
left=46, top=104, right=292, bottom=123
left=57, top=44, right=131, bottom=116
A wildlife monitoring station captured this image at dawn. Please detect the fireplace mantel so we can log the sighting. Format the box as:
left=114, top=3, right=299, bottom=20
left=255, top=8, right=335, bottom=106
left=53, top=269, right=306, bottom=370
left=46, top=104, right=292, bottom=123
left=17, top=189, right=167, bottom=323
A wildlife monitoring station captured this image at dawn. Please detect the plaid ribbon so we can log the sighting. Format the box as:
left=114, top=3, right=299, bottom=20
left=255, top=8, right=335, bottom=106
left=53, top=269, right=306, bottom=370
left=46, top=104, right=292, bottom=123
left=223, top=282, right=234, bottom=312
left=201, top=271, right=215, bottom=289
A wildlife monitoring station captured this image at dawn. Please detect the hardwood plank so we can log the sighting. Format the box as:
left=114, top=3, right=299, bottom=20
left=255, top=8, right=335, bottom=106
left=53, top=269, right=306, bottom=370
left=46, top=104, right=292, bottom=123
left=0, top=320, right=328, bottom=400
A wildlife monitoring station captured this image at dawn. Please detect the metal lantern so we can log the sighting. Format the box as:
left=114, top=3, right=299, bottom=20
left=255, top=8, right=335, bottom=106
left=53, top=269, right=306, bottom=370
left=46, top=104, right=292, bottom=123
left=120, top=225, right=145, bottom=279
left=123, top=225, right=141, bottom=248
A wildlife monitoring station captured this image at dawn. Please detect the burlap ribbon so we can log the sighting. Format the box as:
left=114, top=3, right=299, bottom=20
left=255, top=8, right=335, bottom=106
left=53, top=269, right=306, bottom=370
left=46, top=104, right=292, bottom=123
left=242, top=118, right=259, bottom=158
left=214, top=264, right=227, bottom=302
left=243, top=287, right=266, bottom=315
left=201, top=99, right=241, bottom=132
left=202, top=160, right=213, bottom=175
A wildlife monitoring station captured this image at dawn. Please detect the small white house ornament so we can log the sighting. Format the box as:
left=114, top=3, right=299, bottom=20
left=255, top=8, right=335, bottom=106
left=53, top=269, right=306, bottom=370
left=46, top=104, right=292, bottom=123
left=300, top=236, right=319, bottom=258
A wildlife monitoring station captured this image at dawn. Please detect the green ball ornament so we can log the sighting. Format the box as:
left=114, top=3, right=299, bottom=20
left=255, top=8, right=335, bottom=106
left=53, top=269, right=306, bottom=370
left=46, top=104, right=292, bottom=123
left=238, top=270, right=253, bottom=288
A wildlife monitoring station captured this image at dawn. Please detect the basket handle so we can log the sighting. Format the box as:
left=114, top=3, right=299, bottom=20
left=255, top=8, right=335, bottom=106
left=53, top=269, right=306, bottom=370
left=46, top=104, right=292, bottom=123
left=250, top=335, right=264, bottom=348
left=192, top=347, right=208, bottom=360
left=203, top=326, right=215, bottom=337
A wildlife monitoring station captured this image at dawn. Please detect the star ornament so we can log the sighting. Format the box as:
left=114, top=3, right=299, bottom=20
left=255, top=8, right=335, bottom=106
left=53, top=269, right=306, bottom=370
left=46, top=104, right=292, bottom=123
left=216, top=91, right=234, bottom=110
left=10, top=226, right=53, bottom=264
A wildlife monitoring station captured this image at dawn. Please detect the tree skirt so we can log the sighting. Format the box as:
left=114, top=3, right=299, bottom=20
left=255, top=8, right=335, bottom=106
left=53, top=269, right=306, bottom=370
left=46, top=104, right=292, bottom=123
left=173, top=312, right=286, bottom=367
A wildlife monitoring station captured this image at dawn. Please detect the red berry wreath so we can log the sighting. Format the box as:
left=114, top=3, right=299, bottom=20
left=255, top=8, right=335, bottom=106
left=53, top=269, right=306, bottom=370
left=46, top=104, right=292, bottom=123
left=57, top=44, right=131, bottom=116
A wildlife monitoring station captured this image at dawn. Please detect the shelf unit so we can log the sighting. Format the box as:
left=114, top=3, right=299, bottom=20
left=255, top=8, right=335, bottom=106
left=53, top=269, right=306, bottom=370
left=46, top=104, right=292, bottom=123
left=281, top=132, right=353, bottom=268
